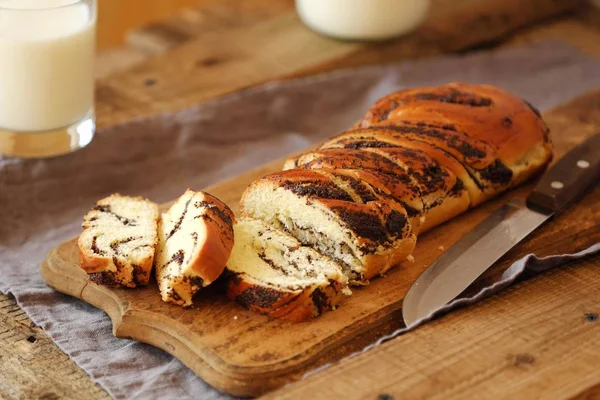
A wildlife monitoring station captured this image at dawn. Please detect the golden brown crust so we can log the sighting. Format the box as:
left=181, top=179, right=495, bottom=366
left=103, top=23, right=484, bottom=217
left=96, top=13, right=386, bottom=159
left=272, top=282, right=346, bottom=322
left=312, top=168, right=422, bottom=235
left=155, top=189, right=235, bottom=306
left=226, top=273, right=346, bottom=322
left=357, top=82, right=553, bottom=188
left=418, top=191, right=469, bottom=233
left=293, top=149, right=425, bottom=217
left=187, top=192, right=235, bottom=286
left=187, top=220, right=232, bottom=286
left=319, top=127, right=495, bottom=205
left=367, top=232, right=417, bottom=279
left=319, top=198, right=416, bottom=280
left=78, top=245, right=111, bottom=274
left=316, top=129, right=476, bottom=227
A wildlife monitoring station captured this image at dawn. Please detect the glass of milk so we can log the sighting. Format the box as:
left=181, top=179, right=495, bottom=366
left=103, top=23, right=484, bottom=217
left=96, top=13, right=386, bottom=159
left=296, top=0, right=431, bottom=41
left=0, top=0, right=96, bottom=158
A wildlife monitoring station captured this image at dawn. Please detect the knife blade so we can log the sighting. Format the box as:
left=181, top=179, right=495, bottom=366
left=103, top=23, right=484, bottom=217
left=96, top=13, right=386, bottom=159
left=402, top=133, right=600, bottom=326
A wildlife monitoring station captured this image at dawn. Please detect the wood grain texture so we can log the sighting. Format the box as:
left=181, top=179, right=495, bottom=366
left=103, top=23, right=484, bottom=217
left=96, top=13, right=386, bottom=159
left=95, top=0, right=581, bottom=128
left=503, top=2, right=600, bottom=58
left=95, top=48, right=149, bottom=79
left=97, top=0, right=201, bottom=50
left=0, top=294, right=110, bottom=400
left=266, top=256, right=600, bottom=400
left=126, top=0, right=295, bottom=54
left=40, top=87, right=600, bottom=396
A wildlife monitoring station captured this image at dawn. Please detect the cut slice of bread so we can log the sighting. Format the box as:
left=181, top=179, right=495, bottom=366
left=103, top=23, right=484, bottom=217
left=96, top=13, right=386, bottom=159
left=155, top=189, right=235, bottom=307
left=78, top=194, right=159, bottom=288
left=226, top=218, right=349, bottom=322
left=240, top=170, right=417, bottom=284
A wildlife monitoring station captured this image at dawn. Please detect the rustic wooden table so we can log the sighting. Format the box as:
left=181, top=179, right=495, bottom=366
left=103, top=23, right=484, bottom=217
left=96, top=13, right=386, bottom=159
left=2, top=0, right=600, bottom=398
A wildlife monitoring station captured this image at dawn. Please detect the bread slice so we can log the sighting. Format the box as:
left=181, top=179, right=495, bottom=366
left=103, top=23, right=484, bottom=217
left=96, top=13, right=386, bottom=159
left=240, top=169, right=416, bottom=284
left=155, top=189, right=235, bottom=307
left=78, top=194, right=159, bottom=288
left=226, top=218, right=349, bottom=322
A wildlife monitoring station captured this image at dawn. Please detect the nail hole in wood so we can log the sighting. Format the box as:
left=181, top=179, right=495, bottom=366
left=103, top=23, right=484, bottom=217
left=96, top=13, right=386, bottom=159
left=584, top=313, right=598, bottom=322
left=26, top=335, right=36, bottom=343
left=38, top=392, right=60, bottom=400
left=144, top=78, right=157, bottom=87
left=512, top=353, right=535, bottom=366
left=198, top=57, right=220, bottom=67
left=377, top=395, right=395, bottom=400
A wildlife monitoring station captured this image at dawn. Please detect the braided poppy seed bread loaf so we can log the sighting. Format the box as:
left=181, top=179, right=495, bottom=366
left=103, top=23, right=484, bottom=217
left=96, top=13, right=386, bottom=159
left=78, top=195, right=159, bottom=288
left=155, top=189, right=235, bottom=307
left=234, top=82, right=552, bottom=321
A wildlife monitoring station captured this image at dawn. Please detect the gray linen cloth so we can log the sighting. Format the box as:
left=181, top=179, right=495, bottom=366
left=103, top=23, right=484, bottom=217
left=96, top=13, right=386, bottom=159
left=1, top=41, right=600, bottom=399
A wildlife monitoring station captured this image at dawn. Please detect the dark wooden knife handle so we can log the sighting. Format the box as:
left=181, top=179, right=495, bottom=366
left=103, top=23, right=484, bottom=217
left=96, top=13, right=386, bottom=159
left=527, top=133, right=600, bottom=214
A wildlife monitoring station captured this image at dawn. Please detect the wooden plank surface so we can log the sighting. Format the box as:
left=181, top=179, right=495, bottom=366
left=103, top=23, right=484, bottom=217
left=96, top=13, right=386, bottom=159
left=503, top=4, right=600, bottom=58
left=125, top=0, right=576, bottom=56
left=267, top=256, right=600, bottom=400
left=0, top=294, right=110, bottom=400
left=93, top=2, right=600, bottom=82
left=95, top=48, right=149, bottom=79
left=126, top=0, right=295, bottom=54
left=96, top=0, right=201, bottom=50
left=95, top=0, right=580, bottom=128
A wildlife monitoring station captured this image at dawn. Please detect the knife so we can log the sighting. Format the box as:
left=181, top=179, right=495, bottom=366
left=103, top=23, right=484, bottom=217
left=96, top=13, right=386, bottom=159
left=402, top=133, right=600, bottom=326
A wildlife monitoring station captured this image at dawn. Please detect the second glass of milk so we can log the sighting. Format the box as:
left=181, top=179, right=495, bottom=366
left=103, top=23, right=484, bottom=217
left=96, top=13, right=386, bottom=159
left=0, top=0, right=96, bottom=158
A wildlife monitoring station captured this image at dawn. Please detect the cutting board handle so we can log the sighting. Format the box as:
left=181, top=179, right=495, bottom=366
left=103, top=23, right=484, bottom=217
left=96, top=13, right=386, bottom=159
left=527, top=133, right=600, bottom=214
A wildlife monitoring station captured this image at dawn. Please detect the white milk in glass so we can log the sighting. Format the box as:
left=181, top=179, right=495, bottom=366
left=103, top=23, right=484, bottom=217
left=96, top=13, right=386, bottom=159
left=0, top=0, right=96, bottom=133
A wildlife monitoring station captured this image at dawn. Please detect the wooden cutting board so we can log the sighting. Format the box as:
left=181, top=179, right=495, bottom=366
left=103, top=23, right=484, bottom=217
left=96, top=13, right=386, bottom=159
left=40, top=89, right=600, bottom=397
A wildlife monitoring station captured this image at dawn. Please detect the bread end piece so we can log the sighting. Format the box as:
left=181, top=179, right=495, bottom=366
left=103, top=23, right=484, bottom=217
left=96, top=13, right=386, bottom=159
left=78, top=194, right=159, bottom=288
left=155, top=189, right=235, bottom=307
